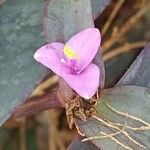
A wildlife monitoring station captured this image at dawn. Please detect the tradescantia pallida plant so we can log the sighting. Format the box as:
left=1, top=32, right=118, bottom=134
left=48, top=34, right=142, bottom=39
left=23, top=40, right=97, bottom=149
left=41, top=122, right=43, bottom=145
left=0, top=0, right=107, bottom=126
left=0, top=0, right=150, bottom=150
left=36, top=1, right=150, bottom=150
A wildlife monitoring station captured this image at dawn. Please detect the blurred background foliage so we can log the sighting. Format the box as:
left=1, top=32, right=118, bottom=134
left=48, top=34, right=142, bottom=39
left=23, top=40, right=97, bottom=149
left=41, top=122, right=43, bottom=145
left=0, top=0, right=150, bottom=149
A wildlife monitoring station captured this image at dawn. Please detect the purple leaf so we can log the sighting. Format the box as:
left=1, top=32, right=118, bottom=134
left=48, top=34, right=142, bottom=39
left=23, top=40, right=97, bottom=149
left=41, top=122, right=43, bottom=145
left=117, top=42, right=150, bottom=88
left=68, top=135, right=99, bottom=150
left=43, top=0, right=94, bottom=43
left=79, top=86, right=150, bottom=149
left=92, top=0, right=111, bottom=19
left=0, top=0, right=48, bottom=126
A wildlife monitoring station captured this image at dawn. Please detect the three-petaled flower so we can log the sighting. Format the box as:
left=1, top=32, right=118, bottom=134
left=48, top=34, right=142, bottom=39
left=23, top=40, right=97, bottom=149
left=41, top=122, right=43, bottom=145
left=34, top=28, right=101, bottom=99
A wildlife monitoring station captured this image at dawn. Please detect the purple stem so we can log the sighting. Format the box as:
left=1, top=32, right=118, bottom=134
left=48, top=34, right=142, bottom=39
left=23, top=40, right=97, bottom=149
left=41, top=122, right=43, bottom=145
left=12, top=91, right=64, bottom=118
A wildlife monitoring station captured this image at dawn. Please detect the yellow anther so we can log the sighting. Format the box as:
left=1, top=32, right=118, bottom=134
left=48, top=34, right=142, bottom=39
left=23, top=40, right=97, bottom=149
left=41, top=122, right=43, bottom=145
left=63, top=45, right=76, bottom=59
left=64, top=45, right=79, bottom=59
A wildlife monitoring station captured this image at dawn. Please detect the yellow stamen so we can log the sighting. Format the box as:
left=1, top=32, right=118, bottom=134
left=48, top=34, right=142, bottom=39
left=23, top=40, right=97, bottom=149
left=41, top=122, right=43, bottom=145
left=63, top=45, right=79, bottom=59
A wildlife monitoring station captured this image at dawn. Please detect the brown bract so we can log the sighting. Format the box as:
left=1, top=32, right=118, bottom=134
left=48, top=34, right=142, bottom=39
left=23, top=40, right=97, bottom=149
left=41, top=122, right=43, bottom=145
left=65, top=94, right=98, bottom=130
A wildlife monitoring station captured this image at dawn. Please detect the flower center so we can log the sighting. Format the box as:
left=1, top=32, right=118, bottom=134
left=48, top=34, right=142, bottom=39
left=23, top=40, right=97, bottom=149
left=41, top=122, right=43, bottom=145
left=62, top=46, right=81, bottom=74
left=60, top=58, right=80, bottom=75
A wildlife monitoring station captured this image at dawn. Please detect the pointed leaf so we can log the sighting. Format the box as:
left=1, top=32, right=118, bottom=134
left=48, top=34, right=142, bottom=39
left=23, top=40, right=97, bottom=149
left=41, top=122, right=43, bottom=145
left=0, top=0, right=48, bottom=126
left=43, top=0, right=94, bottom=43
left=68, top=135, right=99, bottom=150
left=78, top=86, right=150, bottom=150
left=118, top=43, right=150, bottom=88
left=92, top=0, right=111, bottom=19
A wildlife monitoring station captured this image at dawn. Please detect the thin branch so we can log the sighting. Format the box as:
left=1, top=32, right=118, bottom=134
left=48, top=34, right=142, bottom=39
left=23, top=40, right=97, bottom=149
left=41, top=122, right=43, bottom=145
left=102, top=5, right=149, bottom=53
left=31, top=75, right=58, bottom=97
left=103, top=41, right=146, bottom=61
left=102, top=0, right=126, bottom=35
left=46, top=110, right=58, bottom=150
left=19, top=118, right=27, bottom=150
left=12, top=91, right=64, bottom=118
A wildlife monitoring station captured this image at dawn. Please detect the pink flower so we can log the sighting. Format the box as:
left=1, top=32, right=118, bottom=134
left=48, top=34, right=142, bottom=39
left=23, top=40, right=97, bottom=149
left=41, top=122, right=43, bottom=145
left=34, top=28, right=101, bottom=99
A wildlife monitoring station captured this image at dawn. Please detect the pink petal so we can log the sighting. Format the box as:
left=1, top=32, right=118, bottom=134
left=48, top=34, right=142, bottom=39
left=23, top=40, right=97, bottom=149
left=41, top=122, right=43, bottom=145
left=34, top=42, right=64, bottom=76
left=61, top=63, right=100, bottom=99
left=65, top=28, right=101, bottom=71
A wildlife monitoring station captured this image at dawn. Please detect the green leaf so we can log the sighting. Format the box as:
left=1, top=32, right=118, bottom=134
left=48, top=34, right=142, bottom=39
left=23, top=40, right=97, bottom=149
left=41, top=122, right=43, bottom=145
left=92, top=0, right=111, bottom=19
left=0, top=0, right=47, bottom=126
left=78, top=86, right=150, bottom=150
left=104, top=51, right=139, bottom=88
left=68, top=135, right=99, bottom=150
left=118, top=43, right=150, bottom=88
left=43, top=0, right=94, bottom=43
left=43, top=0, right=111, bottom=41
